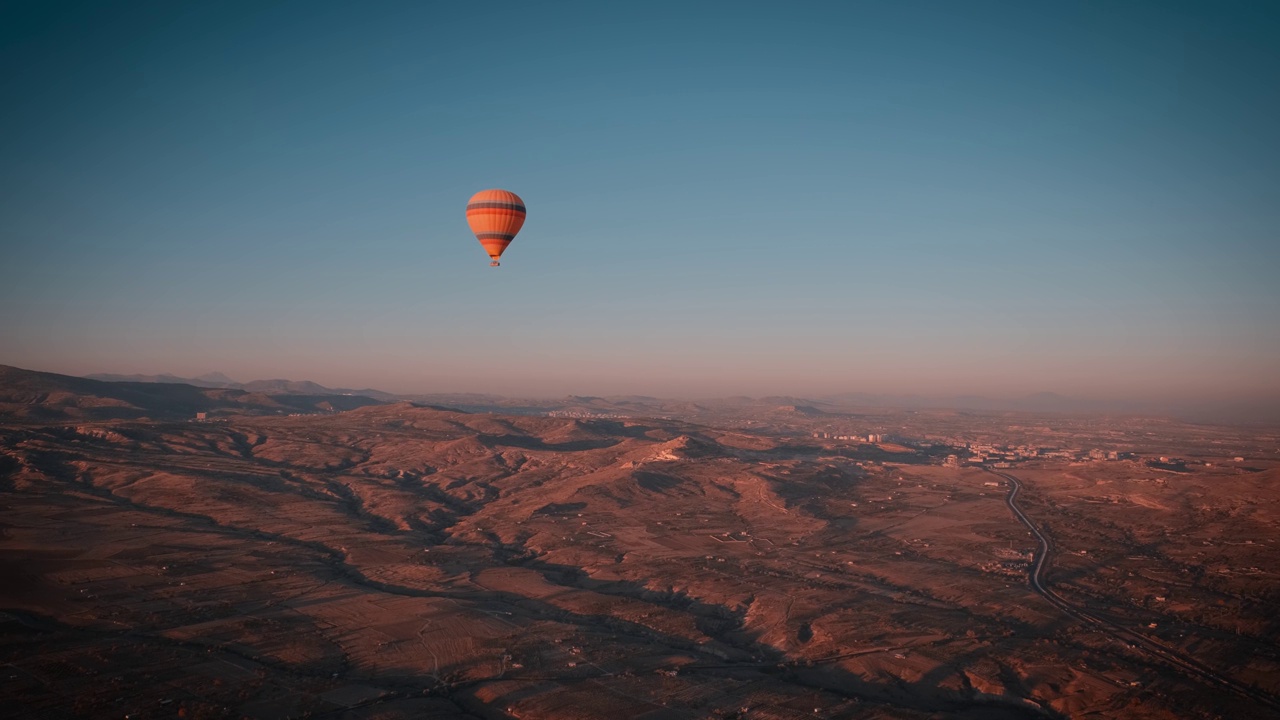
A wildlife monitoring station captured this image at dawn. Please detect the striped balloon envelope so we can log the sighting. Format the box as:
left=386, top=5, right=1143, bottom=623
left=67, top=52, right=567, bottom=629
left=465, top=189, right=526, bottom=267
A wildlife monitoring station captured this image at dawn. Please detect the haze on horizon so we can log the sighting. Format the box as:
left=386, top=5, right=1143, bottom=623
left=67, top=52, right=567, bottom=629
left=3, top=1, right=1278, bottom=405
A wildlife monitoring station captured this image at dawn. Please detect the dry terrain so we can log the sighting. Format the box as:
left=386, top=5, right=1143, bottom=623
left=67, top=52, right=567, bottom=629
left=2, top=368, right=1278, bottom=719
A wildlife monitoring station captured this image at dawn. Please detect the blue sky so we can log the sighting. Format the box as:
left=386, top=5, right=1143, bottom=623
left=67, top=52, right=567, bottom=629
left=2, top=1, right=1277, bottom=399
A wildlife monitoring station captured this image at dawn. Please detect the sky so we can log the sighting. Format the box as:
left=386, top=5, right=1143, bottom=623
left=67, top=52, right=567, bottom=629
left=2, top=0, right=1278, bottom=402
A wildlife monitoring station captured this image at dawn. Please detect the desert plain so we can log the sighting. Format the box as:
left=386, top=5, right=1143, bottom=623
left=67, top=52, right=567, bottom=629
left=1, top=366, right=1278, bottom=719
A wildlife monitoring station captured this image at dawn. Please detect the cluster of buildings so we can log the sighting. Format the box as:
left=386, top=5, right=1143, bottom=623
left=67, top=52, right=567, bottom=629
left=943, top=442, right=1133, bottom=467
left=812, top=432, right=886, bottom=443
left=546, top=410, right=628, bottom=419
left=966, top=443, right=1048, bottom=463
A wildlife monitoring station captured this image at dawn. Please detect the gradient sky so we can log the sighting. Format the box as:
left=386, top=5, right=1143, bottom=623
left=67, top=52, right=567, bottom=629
left=2, top=1, right=1278, bottom=401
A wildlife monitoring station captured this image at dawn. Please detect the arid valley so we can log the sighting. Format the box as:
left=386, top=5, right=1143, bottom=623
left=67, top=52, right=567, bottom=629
left=7, top=1, right=1279, bottom=717
left=2, top=366, right=1278, bottom=719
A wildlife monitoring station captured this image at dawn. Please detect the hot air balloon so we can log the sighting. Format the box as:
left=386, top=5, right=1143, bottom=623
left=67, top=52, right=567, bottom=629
left=466, top=189, right=525, bottom=267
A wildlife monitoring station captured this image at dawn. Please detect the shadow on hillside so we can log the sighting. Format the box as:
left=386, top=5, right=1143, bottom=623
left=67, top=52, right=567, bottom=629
left=475, top=433, right=623, bottom=452
left=466, top=548, right=1065, bottom=719
left=8, top=431, right=1070, bottom=718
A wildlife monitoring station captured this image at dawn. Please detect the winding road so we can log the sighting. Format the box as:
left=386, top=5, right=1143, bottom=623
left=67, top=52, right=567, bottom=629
left=990, top=468, right=1279, bottom=711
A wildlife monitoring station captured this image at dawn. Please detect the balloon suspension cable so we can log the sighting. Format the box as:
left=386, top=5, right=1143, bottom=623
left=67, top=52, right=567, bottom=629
left=490, top=260, right=500, bottom=267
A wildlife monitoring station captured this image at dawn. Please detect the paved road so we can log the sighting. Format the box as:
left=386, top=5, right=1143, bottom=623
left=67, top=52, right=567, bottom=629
left=989, top=468, right=1280, bottom=712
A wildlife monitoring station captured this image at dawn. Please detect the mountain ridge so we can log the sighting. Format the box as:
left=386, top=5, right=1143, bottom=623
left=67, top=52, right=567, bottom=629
left=42, top=367, right=1280, bottom=425
left=1, top=365, right=387, bottom=421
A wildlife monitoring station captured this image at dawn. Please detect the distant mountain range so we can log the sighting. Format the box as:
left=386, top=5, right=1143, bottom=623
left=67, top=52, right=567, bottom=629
left=74, top=371, right=1275, bottom=423
left=0, top=365, right=386, bottom=421
left=0, top=364, right=1269, bottom=425
left=85, top=372, right=401, bottom=401
left=84, top=372, right=1116, bottom=415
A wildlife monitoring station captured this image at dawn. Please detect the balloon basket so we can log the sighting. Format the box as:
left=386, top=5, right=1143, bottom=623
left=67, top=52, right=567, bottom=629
left=489, top=260, right=500, bottom=267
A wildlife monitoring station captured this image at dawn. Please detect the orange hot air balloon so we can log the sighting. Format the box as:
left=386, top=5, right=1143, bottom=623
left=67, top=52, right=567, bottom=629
left=466, top=189, right=526, bottom=267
